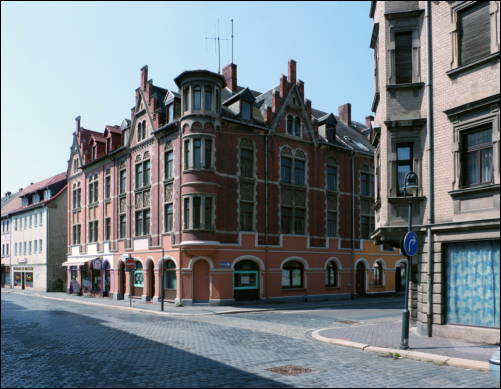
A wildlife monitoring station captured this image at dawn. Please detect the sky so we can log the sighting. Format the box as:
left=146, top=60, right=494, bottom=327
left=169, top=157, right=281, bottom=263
left=1, top=1, right=373, bottom=196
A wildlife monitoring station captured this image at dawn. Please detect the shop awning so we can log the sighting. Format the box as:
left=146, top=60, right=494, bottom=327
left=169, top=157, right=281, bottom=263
left=61, top=258, right=96, bottom=267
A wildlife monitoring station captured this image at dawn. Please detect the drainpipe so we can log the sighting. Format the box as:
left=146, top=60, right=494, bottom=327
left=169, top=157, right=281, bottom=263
left=350, top=150, right=357, bottom=299
left=45, top=205, right=49, bottom=292
left=265, top=132, right=269, bottom=301
left=178, top=123, right=183, bottom=304
left=425, top=0, right=434, bottom=338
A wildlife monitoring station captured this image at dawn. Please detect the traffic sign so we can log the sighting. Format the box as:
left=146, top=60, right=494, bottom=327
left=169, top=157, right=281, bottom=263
left=125, top=258, right=135, bottom=270
left=403, top=232, right=418, bottom=257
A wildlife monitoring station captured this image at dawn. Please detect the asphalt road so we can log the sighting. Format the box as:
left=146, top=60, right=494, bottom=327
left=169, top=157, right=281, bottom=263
left=1, top=294, right=498, bottom=388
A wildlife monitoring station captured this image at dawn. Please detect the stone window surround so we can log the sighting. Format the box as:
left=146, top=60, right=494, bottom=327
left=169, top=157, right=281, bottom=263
left=134, top=151, right=151, bottom=190
left=181, top=81, right=220, bottom=116
left=164, top=141, right=175, bottom=180
left=449, top=1, right=500, bottom=71
left=72, top=182, right=82, bottom=210
left=182, top=193, right=216, bottom=232
left=183, top=134, right=215, bottom=171
left=286, top=114, right=303, bottom=138
left=386, top=13, right=422, bottom=85
left=447, top=99, right=500, bottom=192
left=237, top=138, right=257, bottom=232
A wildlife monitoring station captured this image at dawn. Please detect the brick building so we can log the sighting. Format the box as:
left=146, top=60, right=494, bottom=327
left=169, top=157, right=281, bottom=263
left=64, top=59, right=407, bottom=305
left=369, top=1, right=499, bottom=342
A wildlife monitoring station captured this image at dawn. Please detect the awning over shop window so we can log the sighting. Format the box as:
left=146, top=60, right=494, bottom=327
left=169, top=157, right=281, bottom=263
left=61, top=258, right=98, bottom=267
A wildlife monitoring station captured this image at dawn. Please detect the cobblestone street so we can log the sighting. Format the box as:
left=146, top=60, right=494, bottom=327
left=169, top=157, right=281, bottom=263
left=1, top=293, right=498, bottom=388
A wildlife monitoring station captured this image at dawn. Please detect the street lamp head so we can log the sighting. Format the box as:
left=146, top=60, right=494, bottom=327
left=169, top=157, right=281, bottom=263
left=402, top=171, right=419, bottom=196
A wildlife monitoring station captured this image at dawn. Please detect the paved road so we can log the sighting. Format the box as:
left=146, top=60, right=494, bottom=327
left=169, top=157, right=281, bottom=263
left=1, top=294, right=498, bottom=388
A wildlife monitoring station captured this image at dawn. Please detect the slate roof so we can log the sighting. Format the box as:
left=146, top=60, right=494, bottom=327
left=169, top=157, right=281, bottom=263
left=1, top=191, right=21, bottom=218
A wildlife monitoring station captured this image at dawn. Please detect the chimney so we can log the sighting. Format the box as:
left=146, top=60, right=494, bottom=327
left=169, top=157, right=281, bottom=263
left=140, top=65, right=148, bottom=90
left=5, top=192, right=11, bottom=197
left=365, top=115, right=374, bottom=129
left=265, top=106, right=273, bottom=126
left=280, top=74, right=287, bottom=98
left=223, top=63, right=238, bottom=93
left=272, top=90, right=280, bottom=114
left=75, top=116, right=81, bottom=132
left=297, top=80, right=305, bottom=101
left=305, top=99, right=312, bottom=120
left=288, top=59, right=297, bottom=84
left=338, top=103, right=352, bottom=126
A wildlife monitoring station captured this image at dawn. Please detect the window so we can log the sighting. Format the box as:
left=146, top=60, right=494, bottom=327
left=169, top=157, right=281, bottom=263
left=39, top=239, right=42, bottom=253
left=119, top=215, right=126, bottom=239
left=183, top=196, right=214, bottom=230
left=134, top=262, right=143, bottom=287
left=15, top=243, right=17, bottom=255
left=294, top=117, right=301, bottom=137
left=137, top=122, right=142, bottom=142
left=106, top=137, right=111, bottom=153
left=327, top=166, right=337, bottom=191
left=120, top=169, right=127, bottom=194
left=184, top=140, right=191, bottom=169
left=184, top=138, right=213, bottom=170
left=396, top=144, right=413, bottom=196
left=142, top=120, right=146, bottom=140
left=29, top=215, right=32, bottom=228
left=240, top=149, right=253, bottom=178
left=70, top=266, right=78, bottom=280
left=39, top=212, right=42, bottom=225
left=88, top=176, right=99, bottom=204
left=327, top=126, right=335, bottom=142
left=168, top=104, right=174, bottom=122
left=374, top=262, right=383, bottom=286
left=326, top=261, right=338, bottom=287
left=184, top=87, right=190, bottom=112
left=72, top=185, right=81, bottom=209
left=361, top=173, right=370, bottom=196
left=286, top=116, right=293, bottom=135
left=105, top=173, right=111, bottom=199
left=327, top=212, right=337, bottom=237
left=395, top=31, right=412, bottom=84
left=361, top=215, right=375, bottom=240
left=23, top=242, right=26, bottom=255
left=294, top=209, right=305, bottom=235
left=281, top=157, right=291, bottom=184
left=34, top=214, right=38, bottom=227
left=184, top=198, right=190, bottom=229
left=194, top=86, right=201, bottom=110
left=165, top=151, right=174, bottom=179
left=165, top=204, right=173, bottom=232
left=135, top=160, right=150, bottom=189
left=34, top=240, right=37, bottom=254
left=281, top=207, right=292, bottom=234
left=135, top=210, right=150, bottom=236
left=88, top=206, right=99, bottom=243
left=242, top=101, right=251, bottom=121
left=29, top=241, right=32, bottom=254
left=73, top=224, right=81, bottom=245
left=205, top=86, right=212, bottom=110
left=73, top=158, right=79, bottom=174
left=163, top=260, right=177, bottom=290
left=105, top=218, right=111, bottom=241
left=462, top=127, right=493, bottom=187
left=282, top=261, right=303, bottom=289
left=205, top=140, right=212, bottom=169
left=294, top=160, right=305, bottom=185
left=216, top=90, right=220, bottom=113
left=240, top=203, right=253, bottom=231
left=194, top=140, right=201, bottom=169
left=459, top=2, right=490, bottom=66
left=15, top=219, right=17, bottom=230
left=204, top=197, right=212, bottom=229
left=193, top=198, right=201, bottom=229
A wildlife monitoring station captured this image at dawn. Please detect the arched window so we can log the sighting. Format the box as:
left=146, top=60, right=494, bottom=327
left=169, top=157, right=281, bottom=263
left=134, top=262, right=143, bottom=287
left=205, top=86, right=212, bottom=110
left=194, top=86, right=201, bottom=110
left=286, top=116, right=293, bottom=135
left=234, top=260, right=259, bottom=290
left=184, top=87, right=190, bottom=112
left=142, top=120, right=146, bottom=140
left=374, top=262, right=383, bottom=286
left=326, top=261, right=338, bottom=287
left=282, top=260, right=303, bottom=289
left=137, top=122, right=142, bottom=142
left=294, top=117, right=301, bottom=137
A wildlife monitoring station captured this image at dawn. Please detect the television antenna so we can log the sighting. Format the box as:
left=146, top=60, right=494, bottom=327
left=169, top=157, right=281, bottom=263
left=206, top=19, right=230, bottom=74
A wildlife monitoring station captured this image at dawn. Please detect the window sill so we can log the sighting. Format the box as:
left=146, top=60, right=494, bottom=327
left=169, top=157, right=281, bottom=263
left=72, top=207, right=82, bottom=212
left=88, top=202, right=99, bottom=207
left=373, top=285, right=385, bottom=288
left=326, top=189, right=338, bottom=195
left=182, top=229, right=216, bottom=233
left=163, top=177, right=175, bottom=185
left=446, top=52, right=500, bottom=78
left=183, top=168, right=215, bottom=174
left=448, top=183, right=499, bottom=198
left=386, top=82, right=425, bottom=91
left=326, top=286, right=341, bottom=290
left=134, top=185, right=151, bottom=193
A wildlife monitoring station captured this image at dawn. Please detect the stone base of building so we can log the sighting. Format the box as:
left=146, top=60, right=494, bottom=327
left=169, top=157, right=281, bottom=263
left=417, top=322, right=501, bottom=345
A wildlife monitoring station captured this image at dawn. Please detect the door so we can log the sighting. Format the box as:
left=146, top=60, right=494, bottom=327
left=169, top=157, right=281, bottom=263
left=356, top=264, right=365, bottom=297
left=193, top=260, right=210, bottom=302
left=120, top=263, right=126, bottom=299
left=234, top=260, right=260, bottom=302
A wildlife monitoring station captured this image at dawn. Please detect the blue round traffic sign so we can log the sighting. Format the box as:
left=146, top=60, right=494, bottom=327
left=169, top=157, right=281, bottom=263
left=403, top=232, right=419, bottom=257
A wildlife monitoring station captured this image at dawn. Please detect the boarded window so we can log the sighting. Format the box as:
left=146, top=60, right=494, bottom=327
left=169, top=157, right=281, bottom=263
left=459, top=2, right=490, bottom=66
left=395, top=32, right=413, bottom=84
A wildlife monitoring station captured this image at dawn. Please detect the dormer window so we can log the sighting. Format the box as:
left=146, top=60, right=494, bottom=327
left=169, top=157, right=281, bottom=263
left=242, top=101, right=251, bottom=121
left=22, top=198, right=29, bottom=207
left=205, top=86, right=212, bottom=110
left=44, top=189, right=51, bottom=201
left=168, top=104, right=174, bottom=122
left=33, top=194, right=40, bottom=204
left=194, top=86, right=201, bottom=110
left=327, top=126, right=335, bottom=142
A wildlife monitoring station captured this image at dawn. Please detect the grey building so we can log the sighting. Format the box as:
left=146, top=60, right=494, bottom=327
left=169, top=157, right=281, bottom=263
left=369, top=1, right=500, bottom=343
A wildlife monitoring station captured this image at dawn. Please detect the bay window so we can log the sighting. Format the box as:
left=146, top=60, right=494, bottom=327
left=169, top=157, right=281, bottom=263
left=183, top=195, right=214, bottom=230
left=184, top=137, right=214, bottom=170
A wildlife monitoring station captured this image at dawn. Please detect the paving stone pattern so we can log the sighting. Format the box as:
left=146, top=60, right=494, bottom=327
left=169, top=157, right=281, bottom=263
left=319, top=322, right=498, bottom=362
left=1, top=294, right=498, bottom=388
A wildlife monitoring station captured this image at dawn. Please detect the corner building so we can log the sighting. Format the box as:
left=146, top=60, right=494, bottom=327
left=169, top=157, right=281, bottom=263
left=369, top=1, right=500, bottom=343
left=65, top=60, right=407, bottom=305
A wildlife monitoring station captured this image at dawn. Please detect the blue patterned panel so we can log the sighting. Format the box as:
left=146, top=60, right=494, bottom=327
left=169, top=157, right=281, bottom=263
left=446, top=240, right=500, bottom=328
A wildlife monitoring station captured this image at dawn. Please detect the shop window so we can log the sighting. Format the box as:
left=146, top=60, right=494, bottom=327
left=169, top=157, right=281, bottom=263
left=92, top=266, right=101, bottom=291
left=326, top=261, right=338, bottom=287
left=81, top=264, right=89, bottom=289
left=374, top=262, right=383, bottom=286
left=205, top=86, right=212, bottom=110
left=282, top=260, right=303, bottom=289
left=234, top=260, right=259, bottom=290
left=104, top=262, right=110, bottom=293
left=396, top=143, right=413, bottom=196
left=134, top=262, right=143, bottom=287
left=462, top=127, right=493, bottom=187
left=25, top=270, right=33, bottom=288
left=194, top=86, right=201, bottom=110
left=458, top=2, right=491, bottom=66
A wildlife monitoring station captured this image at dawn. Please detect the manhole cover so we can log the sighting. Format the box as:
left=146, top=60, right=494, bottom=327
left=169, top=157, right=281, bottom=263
left=336, top=320, right=359, bottom=325
left=266, top=365, right=314, bottom=376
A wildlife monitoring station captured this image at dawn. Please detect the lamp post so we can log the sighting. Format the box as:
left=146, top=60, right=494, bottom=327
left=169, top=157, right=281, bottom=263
left=160, top=249, right=165, bottom=312
left=400, top=171, right=419, bottom=350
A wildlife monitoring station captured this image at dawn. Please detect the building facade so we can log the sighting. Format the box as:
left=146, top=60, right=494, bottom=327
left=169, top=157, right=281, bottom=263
left=1, top=191, right=21, bottom=288
left=65, top=60, right=407, bottom=305
left=8, top=175, right=68, bottom=292
left=369, top=1, right=500, bottom=343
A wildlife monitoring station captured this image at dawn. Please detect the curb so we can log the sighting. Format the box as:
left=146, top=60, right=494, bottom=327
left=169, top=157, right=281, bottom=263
left=311, top=329, right=491, bottom=372
left=2, top=290, right=404, bottom=317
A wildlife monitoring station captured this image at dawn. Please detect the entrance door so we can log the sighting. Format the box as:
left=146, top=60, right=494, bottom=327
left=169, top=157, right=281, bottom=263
left=356, top=263, right=365, bottom=297
left=193, top=260, right=210, bottom=302
left=234, top=260, right=260, bottom=302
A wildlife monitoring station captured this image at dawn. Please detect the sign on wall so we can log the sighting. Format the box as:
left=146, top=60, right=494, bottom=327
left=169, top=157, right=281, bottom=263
left=93, top=258, right=102, bottom=270
left=220, top=262, right=231, bottom=268
left=17, top=258, right=27, bottom=263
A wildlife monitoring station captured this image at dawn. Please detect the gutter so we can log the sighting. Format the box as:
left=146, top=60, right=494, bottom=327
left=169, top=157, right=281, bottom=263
left=425, top=1, right=434, bottom=338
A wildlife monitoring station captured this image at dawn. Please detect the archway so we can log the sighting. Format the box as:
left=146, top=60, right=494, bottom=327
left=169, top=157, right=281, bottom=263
left=356, top=262, right=366, bottom=297
left=234, top=260, right=260, bottom=302
left=193, top=259, right=210, bottom=302
left=162, top=260, right=177, bottom=301
left=104, top=262, right=111, bottom=297
left=133, top=261, right=143, bottom=297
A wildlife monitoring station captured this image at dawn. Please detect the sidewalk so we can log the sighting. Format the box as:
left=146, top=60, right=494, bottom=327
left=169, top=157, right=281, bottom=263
left=1, top=288, right=403, bottom=316
left=312, top=322, right=498, bottom=372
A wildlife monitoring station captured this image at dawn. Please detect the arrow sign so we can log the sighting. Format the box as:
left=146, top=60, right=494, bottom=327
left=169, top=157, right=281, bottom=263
left=403, top=232, right=419, bottom=257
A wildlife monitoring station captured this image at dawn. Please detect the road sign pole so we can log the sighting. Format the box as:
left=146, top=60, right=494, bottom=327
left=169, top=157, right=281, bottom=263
left=400, top=199, right=413, bottom=350
left=129, top=270, right=132, bottom=307
left=161, top=250, right=164, bottom=312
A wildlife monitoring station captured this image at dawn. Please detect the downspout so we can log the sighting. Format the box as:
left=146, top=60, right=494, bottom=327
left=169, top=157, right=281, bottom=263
left=350, top=150, right=357, bottom=299
left=425, top=0, right=434, bottom=338
left=178, top=123, right=183, bottom=304
left=265, top=132, right=269, bottom=301
left=45, top=205, right=49, bottom=292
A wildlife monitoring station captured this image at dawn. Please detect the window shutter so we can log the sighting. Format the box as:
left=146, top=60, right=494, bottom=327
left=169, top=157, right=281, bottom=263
left=395, top=32, right=413, bottom=84
left=459, top=1, right=490, bottom=66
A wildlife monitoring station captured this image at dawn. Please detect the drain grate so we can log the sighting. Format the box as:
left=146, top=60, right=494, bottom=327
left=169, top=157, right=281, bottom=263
left=336, top=320, right=359, bottom=325
left=266, top=365, right=314, bottom=376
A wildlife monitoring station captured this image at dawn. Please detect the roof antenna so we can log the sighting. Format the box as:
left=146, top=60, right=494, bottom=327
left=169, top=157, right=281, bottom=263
left=206, top=19, right=228, bottom=74
left=231, top=19, right=234, bottom=64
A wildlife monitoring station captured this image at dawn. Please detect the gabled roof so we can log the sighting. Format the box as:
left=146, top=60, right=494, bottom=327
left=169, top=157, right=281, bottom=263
left=1, top=191, right=21, bottom=218
left=90, top=134, right=107, bottom=144
left=223, top=87, right=256, bottom=106
left=19, top=173, right=67, bottom=198
left=105, top=125, right=121, bottom=135
left=121, top=118, right=131, bottom=130
left=164, top=90, right=181, bottom=105
left=318, top=113, right=338, bottom=126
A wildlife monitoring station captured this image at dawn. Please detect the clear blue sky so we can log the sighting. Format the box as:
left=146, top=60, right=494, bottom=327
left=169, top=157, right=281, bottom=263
left=1, top=1, right=372, bottom=195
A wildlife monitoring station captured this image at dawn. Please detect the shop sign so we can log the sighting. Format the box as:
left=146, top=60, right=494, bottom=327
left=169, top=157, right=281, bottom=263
left=17, top=258, right=27, bottom=264
left=219, top=262, right=231, bottom=268
left=70, top=279, right=81, bottom=294
left=82, top=279, right=91, bottom=288
left=93, top=258, right=102, bottom=270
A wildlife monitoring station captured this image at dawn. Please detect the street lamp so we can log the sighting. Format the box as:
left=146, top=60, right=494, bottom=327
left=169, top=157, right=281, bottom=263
left=399, top=171, right=419, bottom=350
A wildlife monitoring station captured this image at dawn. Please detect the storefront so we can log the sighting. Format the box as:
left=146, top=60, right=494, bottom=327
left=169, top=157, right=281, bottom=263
left=13, top=266, right=34, bottom=289
left=1, top=265, right=11, bottom=288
